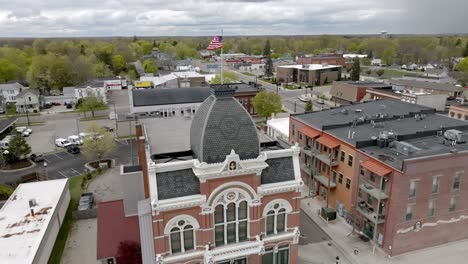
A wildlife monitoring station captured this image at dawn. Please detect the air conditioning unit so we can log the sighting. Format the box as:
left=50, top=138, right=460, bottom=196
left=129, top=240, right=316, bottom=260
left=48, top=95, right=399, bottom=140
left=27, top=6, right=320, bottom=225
left=444, top=129, right=467, bottom=143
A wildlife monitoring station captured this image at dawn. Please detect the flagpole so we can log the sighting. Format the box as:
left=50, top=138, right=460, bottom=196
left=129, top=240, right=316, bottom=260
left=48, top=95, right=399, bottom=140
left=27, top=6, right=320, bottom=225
left=220, top=29, right=224, bottom=85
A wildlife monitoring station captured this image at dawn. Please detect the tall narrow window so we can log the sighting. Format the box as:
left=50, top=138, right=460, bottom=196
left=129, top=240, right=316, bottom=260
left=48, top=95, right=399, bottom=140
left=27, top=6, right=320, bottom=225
left=170, top=227, right=181, bottom=254
left=432, top=176, right=441, bottom=194
left=409, top=180, right=417, bottom=198
left=369, top=172, right=376, bottom=182
left=168, top=219, right=196, bottom=254
left=262, top=245, right=290, bottom=264
left=449, top=197, right=457, bottom=212
left=340, top=151, right=345, bottom=162
left=264, top=202, right=291, bottom=236
left=428, top=200, right=436, bottom=217
left=453, top=172, right=462, bottom=191
left=348, top=155, right=353, bottom=167
left=406, top=204, right=414, bottom=221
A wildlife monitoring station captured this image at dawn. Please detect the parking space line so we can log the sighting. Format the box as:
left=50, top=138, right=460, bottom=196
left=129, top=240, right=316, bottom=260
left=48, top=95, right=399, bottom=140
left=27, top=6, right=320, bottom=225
left=54, top=153, right=64, bottom=160
left=71, top=168, right=81, bottom=175
left=58, top=171, right=68, bottom=178
left=43, top=157, right=51, bottom=163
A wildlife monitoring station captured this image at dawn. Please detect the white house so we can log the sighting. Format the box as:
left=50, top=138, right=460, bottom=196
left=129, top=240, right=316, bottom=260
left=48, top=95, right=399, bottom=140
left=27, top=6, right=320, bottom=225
left=16, top=89, right=41, bottom=113
left=0, top=179, right=70, bottom=264
left=0, top=82, right=26, bottom=104
left=75, top=86, right=107, bottom=103
left=371, top=58, right=382, bottom=66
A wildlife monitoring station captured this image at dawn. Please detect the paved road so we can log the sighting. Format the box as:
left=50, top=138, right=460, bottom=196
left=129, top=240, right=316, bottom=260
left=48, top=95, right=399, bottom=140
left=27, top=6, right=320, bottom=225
left=299, top=210, right=331, bottom=245
left=0, top=139, right=136, bottom=184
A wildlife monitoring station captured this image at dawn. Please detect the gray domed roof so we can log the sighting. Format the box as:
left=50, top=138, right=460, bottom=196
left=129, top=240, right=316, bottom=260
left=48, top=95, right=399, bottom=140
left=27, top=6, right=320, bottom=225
left=190, top=85, right=260, bottom=163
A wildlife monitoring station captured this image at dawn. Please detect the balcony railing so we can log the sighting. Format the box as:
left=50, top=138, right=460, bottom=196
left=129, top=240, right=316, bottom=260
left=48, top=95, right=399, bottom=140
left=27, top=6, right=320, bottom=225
left=303, top=146, right=319, bottom=157
left=303, top=147, right=338, bottom=167
left=359, top=176, right=388, bottom=200
left=356, top=201, right=386, bottom=224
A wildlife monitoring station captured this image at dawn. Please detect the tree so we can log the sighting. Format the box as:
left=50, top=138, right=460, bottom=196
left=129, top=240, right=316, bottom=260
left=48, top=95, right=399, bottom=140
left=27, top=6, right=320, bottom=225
left=382, top=47, right=396, bottom=65
left=78, top=96, right=106, bottom=117
left=0, top=59, right=17, bottom=83
left=116, top=240, right=142, bottom=264
left=143, top=59, right=158, bottom=74
left=305, top=100, right=313, bottom=112
left=6, top=132, right=31, bottom=162
left=92, top=62, right=113, bottom=78
left=264, top=55, right=274, bottom=77
left=456, top=57, right=468, bottom=72
left=263, top=39, right=271, bottom=56
left=351, top=58, right=360, bottom=81
left=211, top=71, right=238, bottom=84
left=463, top=42, right=468, bottom=57
left=252, top=91, right=282, bottom=121
left=82, top=122, right=116, bottom=162
left=376, top=69, right=385, bottom=77
left=112, top=55, right=126, bottom=74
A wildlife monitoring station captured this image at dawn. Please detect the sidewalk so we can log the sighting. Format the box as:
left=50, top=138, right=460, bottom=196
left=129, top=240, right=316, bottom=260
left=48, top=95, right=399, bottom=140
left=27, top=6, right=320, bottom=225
left=301, top=197, right=468, bottom=264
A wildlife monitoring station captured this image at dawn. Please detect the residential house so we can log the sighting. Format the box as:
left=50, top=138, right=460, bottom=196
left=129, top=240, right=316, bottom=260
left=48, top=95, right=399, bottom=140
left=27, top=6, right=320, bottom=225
left=98, top=86, right=302, bottom=264
left=16, top=89, right=40, bottom=113
left=389, top=79, right=464, bottom=97
left=276, top=64, right=342, bottom=86
left=371, top=59, right=382, bottom=66
left=0, top=82, right=26, bottom=104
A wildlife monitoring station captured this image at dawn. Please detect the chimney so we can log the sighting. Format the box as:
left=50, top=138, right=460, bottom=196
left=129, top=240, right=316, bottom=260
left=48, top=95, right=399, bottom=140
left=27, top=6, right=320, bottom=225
left=29, top=199, right=37, bottom=216
left=135, top=124, right=150, bottom=199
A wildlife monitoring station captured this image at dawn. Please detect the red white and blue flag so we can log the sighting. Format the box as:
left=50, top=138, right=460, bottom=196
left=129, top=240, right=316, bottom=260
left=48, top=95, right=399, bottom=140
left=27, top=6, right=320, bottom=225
left=207, top=36, right=223, bottom=50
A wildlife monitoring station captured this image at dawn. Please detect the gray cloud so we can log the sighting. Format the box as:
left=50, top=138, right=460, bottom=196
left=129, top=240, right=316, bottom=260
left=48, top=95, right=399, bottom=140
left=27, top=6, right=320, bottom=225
left=0, top=0, right=466, bottom=37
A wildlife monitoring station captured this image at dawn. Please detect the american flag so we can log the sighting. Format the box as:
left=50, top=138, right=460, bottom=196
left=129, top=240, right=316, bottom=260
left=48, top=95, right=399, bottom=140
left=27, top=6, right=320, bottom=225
left=207, top=36, right=223, bottom=50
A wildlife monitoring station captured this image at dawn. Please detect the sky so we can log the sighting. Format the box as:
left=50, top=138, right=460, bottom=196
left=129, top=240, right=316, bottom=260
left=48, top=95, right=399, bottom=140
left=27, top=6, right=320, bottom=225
left=0, top=0, right=467, bottom=37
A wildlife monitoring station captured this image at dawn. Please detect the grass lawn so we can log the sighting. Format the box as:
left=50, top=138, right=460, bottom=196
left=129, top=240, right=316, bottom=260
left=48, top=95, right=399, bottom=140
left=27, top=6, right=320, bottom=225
left=241, top=72, right=256, bottom=76
left=0, top=183, right=14, bottom=200
left=16, top=121, right=46, bottom=126
left=116, top=134, right=136, bottom=140
left=48, top=170, right=103, bottom=264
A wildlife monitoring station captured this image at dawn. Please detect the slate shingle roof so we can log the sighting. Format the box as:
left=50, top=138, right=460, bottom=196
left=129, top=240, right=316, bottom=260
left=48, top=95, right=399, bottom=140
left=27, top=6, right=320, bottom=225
left=156, top=169, right=200, bottom=200
left=190, top=86, right=260, bottom=163
left=261, top=157, right=295, bottom=184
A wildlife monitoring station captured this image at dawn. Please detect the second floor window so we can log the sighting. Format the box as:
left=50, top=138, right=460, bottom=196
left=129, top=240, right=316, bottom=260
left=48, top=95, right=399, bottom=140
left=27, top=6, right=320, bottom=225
left=215, top=200, right=248, bottom=246
left=406, top=204, right=414, bottom=221
left=167, top=218, right=197, bottom=254
left=266, top=206, right=287, bottom=235
left=409, top=180, right=417, bottom=198
left=348, top=155, right=353, bottom=167
left=340, top=151, right=345, bottom=162
left=453, top=172, right=462, bottom=191
left=432, top=176, right=441, bottom=194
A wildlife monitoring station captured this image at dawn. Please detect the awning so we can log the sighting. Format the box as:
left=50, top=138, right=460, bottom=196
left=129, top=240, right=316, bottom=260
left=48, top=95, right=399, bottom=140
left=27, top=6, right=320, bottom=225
left=361, top=160, right=392, bottom=177
left=299, top=126, right=320, bottom=139
left=316, top=135, right=340, bottom=149
left=314, top=174, right=337, bottom=188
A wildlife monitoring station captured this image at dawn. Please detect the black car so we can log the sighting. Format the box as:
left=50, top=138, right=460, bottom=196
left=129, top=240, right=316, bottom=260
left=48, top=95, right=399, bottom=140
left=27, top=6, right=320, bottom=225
left=66, top=145, right=80, bottom=154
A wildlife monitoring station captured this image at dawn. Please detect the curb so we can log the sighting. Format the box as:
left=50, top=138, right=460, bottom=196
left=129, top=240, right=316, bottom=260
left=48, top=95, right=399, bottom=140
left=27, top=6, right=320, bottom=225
left=0, top=159, right=36, bottom=173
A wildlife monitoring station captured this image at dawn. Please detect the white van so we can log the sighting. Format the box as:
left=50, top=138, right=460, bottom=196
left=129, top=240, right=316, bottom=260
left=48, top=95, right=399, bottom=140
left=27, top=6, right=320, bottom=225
left=0, top=135, right=12, bottom=150
left=55, top=138, right=72, bottom=148
left=68, top=135, right=83, bottom=145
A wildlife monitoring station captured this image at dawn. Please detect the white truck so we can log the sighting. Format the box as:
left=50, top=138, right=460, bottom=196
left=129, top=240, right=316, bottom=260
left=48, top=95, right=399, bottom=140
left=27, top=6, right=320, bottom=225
left=55, top=138, right=72, bottom=148
left=68, top=135, right=83, bottom=145
left=0, top=135, right=12, bottom=150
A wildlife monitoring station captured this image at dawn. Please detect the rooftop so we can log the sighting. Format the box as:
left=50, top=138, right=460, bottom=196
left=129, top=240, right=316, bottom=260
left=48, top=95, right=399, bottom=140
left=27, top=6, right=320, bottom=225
left=0, top=179, right=68, bottom=264
left=278, top=64, right=342, bottom=70
left=97, top=200, right=140, bottom=260
left=267, top=117, right=289, bottom=137
left=338, top=81, right=392, bottom=88
left=293, top=99, right=434, bottom=130
left=0, top=118, right=17, bottom=134
left=390, top=79, right=464, bottom=92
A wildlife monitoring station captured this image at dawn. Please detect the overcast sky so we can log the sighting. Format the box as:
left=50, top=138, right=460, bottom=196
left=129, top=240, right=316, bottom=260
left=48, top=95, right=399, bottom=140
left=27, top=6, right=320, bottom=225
left=0, top=0, right=467, bottom=37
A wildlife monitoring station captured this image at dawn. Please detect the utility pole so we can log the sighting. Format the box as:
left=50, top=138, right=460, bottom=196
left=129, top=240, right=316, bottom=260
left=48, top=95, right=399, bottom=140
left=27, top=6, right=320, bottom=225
left=23, top=98, right=30, bottom=126
left=113, top=102, right=118, bottom=135
left=129, top=119, right=133, bottom=165
left=294, top=101, right=297, bottom=113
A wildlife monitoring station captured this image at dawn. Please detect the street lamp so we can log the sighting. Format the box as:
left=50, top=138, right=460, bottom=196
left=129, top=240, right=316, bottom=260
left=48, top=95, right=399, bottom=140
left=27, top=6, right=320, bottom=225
left=43, top=161, right=48, bottom=180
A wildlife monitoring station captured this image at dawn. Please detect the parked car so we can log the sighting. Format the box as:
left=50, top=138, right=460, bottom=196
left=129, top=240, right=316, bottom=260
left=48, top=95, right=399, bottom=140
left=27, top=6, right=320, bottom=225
left=316, top=99, right=325, bottom=104
left=55, top=138, right=72, bottom=148
left=0, top=109, right=5, bottom=114
left=30, top=153, right=45, bottom=162
left=68, top=135, right=83, bottom=145
left=78, top=192, right=94, bottom=211
left=299, top=94, right=313, bottom=102
left=102, top=125, right=114, bottom=132
left=15, top=126, right=32, bottom=137
left=66, top=145, right=80, bottom=154
left=0, top=135, right=12, bottom=150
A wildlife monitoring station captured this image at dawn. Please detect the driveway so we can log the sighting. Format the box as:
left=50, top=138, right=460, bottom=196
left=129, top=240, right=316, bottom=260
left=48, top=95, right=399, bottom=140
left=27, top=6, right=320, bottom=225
left=60, top=219, right=100, bottom=264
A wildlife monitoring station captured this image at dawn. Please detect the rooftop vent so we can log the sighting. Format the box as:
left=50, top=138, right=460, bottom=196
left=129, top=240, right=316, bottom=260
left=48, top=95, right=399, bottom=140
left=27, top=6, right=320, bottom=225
left=389, top=141, right=420, bottom=155
left=444, top=129, right=467, bottom=143
left=355, top=109, right=362, bottom=113
left=29, top=198, right=37, bottom=208
left=340, top=109, right=348, bottom=115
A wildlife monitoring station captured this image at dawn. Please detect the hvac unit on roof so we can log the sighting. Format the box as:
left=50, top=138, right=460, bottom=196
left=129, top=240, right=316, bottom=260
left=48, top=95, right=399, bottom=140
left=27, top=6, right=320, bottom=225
left=389, top=141, right=420, bottom=155
left=444, top=129, right=468, bottom=143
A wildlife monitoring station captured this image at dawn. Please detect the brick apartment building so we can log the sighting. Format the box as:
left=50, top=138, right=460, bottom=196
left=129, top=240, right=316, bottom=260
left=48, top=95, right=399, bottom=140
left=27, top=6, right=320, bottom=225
left=448, top=104, right=468, bottom=121
left=297, top=54, right=346, bottom=67
left=330, top=81, right=392, bottom=105
left=98, top=85, right=303, bottom=264
left=290, top=99, right=468, bottom=256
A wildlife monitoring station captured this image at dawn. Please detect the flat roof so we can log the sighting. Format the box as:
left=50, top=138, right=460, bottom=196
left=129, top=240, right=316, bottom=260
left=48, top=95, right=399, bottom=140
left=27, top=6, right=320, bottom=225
left=267, top=118, right=289, bottom=137
left=142, top=116, right=273, bottom=155
left=338, top=81, right=392, bottom=88
left=293, top=99, right=434, bottom=130
left=278, top=64, right=342, bottom=70
left=0, top=118, right=17, bottom=134
left=0, top=179, right=68, bottom=264
left=390, top=79, right=464, bottom=92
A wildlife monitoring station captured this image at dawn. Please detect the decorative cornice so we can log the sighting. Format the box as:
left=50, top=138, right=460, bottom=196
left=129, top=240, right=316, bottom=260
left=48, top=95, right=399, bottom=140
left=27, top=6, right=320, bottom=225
left=262, top=229, right=299, bottom=244
left=162, top=250, right=205, bottom=264
left=263, top=147, right=297, bottom=159
left=193, top=150, right=269, bottom=183
left=154, top=194, right=206, bottom=212
left=206, top=239, right=264, bottom=262
left=396, top=214, right=468, bottom=234
left=257, top=180, right=304, bottom=195
left=155, top=159, right=193, bottom=173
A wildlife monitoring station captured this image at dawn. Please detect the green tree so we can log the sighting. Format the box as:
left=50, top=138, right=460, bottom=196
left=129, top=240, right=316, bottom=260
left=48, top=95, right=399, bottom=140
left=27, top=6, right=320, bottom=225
left=252, top=91, right=282, bottom=121
left=376, top=69, right=385, bottom=77
left=143, top=59, right=158, bottom=74
left=263, top=39, right=271, bottom=56
left=27, top=54, right=74, bottom=93
left=78, top=96, right=106, bottom=117
left=112, top=55, right=126, bottom=74
left=6, top=132, right=31, bottom=162
left=92, top=62, right=113, bottom=78
left=351, top=58, right=360, bottom=81
left=456, top=57, right=468, bottom=72
left=211, top=71, right=238, bottom=84
left=264, top=56, right=274, bottom=77
left=382, top=47, right=396, bottom=65
left=0, top=59, right=17, bottom=83
left=305, top=100, right=313, bottom=112
left=463, top=42, right=468, bottom=57
left=82, top=122, right=116, bottom=162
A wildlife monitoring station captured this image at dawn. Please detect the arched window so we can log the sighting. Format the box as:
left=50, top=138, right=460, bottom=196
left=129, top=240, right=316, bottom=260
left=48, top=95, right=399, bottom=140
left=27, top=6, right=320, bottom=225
left=165, top=217, right=199, bottom=254
left=214, top=191, right=249, bottom=246
left=264, top=200, right=292, bottom=236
